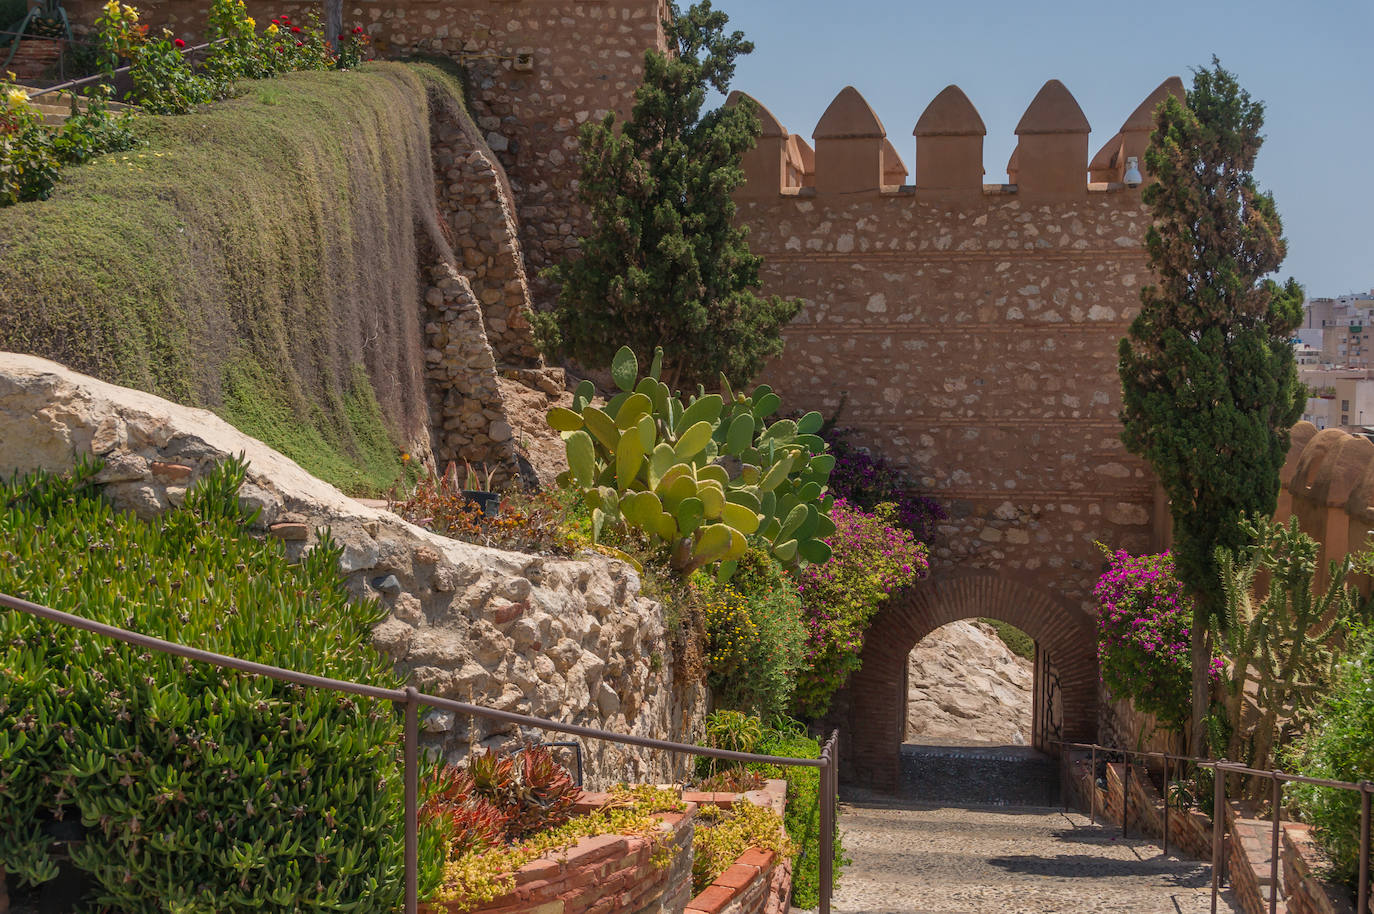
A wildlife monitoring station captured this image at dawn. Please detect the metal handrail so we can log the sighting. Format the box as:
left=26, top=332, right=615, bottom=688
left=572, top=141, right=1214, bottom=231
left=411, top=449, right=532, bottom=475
left=23, top=37, right=227, bottom=99
left=1052, top=739, right=1372, bottom=914
left=0, top=591, right=841, bottom=914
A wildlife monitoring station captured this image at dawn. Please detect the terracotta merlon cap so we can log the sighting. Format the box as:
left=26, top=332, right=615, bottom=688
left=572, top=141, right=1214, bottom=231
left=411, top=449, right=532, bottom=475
left=913, top=85, right=986, bottom=137
left=813, top=86, right=887, bottom=140
left=1014, top=79, right=1090, bottom=135
left=882, top=138, right=908, bottom=178
left=725, top=90, right=787, bottom=138
left=1120, top=75, right=1185, bottom=132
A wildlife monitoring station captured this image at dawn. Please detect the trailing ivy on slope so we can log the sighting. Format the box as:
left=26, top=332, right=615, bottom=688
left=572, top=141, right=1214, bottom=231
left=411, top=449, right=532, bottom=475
left=0, top=63, right=464, bottom=495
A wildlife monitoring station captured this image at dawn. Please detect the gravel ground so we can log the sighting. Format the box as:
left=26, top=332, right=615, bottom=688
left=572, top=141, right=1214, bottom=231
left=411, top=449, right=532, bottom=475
left=826, top=790, right=1242, bottom=914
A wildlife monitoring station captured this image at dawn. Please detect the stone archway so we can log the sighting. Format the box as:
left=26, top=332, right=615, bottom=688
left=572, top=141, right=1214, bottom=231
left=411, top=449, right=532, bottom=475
left=833, top=571, right=1098, bottom=792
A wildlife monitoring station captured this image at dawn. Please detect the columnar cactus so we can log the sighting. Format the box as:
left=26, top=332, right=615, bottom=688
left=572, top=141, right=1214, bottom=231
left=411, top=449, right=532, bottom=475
left=548, top=347, right=834, bottom=576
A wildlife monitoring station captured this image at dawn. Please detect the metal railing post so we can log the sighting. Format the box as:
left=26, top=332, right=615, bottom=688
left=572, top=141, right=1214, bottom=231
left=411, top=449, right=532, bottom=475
left=1123, top=758, right=1131, bottom=838
left=1359, top=782, right=1370, bottom=914
left=1090, top=745, right=1097, bottom=825
left=1270, top=772, right=1282, bottom=914
left=404, top=686, right=419, bottom=914
left=1213, top=761, right=1228, bottom=914
left=1162, top=754, right=1171, bottom=857
left=819, top=730, right=837, bottom=914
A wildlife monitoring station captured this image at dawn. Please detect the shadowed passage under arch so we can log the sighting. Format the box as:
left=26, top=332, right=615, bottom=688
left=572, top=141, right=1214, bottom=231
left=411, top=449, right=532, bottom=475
left=835, top=572, right=1099, bottom=793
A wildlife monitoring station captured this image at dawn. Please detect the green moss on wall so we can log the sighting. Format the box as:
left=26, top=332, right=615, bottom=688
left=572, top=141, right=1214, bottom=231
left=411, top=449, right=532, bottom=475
left=0, top=63, right=459, bottom=495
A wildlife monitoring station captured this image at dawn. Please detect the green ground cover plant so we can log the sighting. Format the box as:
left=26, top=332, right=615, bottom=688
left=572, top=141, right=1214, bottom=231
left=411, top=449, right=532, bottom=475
left=1, top=63, right=455, bottom=495
left=696, top=713, right=846, bottom=908
left=0, top=458, right=443, bottom=911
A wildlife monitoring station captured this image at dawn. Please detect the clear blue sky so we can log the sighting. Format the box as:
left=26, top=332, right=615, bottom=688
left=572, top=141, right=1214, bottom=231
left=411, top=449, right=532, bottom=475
left=712, top=0, right=1373, bottom=297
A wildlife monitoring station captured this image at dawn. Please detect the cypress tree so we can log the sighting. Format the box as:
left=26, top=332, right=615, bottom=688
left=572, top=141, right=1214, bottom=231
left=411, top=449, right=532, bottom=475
left=538, top=1, right=801, bottom=390
left=1118, top=58, right=1305, bottom=750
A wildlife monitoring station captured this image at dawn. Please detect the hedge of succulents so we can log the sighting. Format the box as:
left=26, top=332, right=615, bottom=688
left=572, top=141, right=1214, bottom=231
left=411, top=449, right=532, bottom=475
left=0, top=458, right=442, bottom=911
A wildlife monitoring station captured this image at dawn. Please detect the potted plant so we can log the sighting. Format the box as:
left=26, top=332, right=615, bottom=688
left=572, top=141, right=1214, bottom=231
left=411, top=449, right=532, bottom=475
left=4, top=0, right=70, bottom=78
left=443, top=460, right=500, bottom=517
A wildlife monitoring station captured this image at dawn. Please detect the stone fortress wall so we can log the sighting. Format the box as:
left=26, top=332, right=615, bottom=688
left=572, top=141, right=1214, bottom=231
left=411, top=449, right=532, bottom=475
left=727, top=76, right=1185, bottom=780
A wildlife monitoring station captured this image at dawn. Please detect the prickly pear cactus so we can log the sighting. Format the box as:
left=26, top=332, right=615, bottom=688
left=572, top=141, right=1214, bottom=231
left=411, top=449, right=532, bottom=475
left=548, top=346, right=835, bottom=576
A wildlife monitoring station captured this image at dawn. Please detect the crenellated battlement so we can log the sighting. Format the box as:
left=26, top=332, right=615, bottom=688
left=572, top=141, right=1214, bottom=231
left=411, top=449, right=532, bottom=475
left=732, top=76, right=1184, bottom=202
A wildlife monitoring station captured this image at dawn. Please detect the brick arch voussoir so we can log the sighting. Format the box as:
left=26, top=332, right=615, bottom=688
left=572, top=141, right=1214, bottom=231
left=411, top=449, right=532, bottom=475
left=840, top=571, right=1098, bottom=791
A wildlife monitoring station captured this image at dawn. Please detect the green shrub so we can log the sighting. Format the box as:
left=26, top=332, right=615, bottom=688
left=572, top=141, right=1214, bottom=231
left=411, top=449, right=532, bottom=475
left=692, top=801, right=793, bottom=895
left=978, top=618, right=1034, bottom=661
left=747, top=717, right=847, bottom=909
left=1093, top=548, right=1197, bottom=732
left=695, top=549, right=805, bottom=720
left=1285, top=625, right=1374, bottom=888
left=0, top=458, right=443, bottom=911
left=2, top=81, right=139, bottom=205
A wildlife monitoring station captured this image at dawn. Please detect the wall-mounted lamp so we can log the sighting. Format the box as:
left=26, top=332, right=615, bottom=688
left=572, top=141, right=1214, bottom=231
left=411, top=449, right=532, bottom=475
left=1123, top=156, right=1143, bottom=188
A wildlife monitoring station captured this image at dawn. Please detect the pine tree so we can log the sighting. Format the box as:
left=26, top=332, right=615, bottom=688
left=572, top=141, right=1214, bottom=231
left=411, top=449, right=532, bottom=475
left=1118, top=58, right=1305, bottom=751
left=538, top=1, right=801, bottom=390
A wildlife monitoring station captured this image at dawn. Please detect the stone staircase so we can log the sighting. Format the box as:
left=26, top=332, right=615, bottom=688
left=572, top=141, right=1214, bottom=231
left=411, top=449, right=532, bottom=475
left=15, top=90, right=132, bottom=127
left=900, top=742, right=1061, bottom=807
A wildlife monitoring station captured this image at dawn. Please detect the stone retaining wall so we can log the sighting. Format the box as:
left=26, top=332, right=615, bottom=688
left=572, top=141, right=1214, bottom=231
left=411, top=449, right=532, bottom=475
left=1065, top=757, right=1213, bottom=860
left=0, top=354, right=707, bottom=787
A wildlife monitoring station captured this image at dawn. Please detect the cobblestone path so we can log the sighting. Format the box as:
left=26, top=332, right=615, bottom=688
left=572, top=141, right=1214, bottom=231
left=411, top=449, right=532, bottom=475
left=830, top=792, right=1242, bottom=913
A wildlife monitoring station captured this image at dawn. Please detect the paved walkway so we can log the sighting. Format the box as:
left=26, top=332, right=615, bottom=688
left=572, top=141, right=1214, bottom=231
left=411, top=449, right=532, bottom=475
left=830, top=791, right=1242, bottom=914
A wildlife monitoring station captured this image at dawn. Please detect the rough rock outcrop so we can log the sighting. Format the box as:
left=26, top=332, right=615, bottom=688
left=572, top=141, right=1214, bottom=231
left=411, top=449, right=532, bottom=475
left=905, top=621, right=1033, bottom=746
left=0, top=354, right=704, bottom=786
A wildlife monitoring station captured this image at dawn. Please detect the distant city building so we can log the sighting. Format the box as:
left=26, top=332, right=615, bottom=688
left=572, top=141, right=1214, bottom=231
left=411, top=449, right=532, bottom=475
left=1298, top=289, right=1374, bottom=370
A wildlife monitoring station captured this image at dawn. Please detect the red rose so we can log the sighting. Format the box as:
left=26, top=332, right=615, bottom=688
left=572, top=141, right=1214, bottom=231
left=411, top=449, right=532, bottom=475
left=290, top=25, right=300, bottom=33
left=352, top=25, right=362, bottom=33
left=279, top=15, right=290, bottom=22
left=173, top=37, right=185, bottom=47
left=338, top=32, right=346, bottom=40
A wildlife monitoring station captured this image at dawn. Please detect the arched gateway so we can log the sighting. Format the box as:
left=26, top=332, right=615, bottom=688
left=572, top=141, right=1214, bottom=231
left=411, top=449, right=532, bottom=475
left=832, top=572, right=1098, bottom=792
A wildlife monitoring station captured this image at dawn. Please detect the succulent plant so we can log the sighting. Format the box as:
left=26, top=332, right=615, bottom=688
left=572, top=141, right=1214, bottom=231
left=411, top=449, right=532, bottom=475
left=549, top=346, right=834, bottom=576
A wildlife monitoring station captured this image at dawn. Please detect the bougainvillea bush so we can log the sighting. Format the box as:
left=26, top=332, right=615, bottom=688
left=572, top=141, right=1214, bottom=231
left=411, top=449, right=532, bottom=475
left=820, top=427, right=944, bottom=542
left=1094, top=548, right=1219, bottom=732
left=793, top=500, right=928, bottom=717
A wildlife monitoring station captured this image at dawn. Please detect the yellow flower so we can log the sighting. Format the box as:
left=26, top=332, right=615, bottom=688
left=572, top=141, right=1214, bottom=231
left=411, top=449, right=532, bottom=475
left=244, top=15, right=254, bottom=28
left=265, top=22, right=278, bottom=34
left=4, top=87, right=30, bottom=110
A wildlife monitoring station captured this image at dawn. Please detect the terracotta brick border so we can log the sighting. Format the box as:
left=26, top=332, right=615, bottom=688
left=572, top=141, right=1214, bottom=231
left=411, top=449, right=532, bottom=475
left=422, top=796, right=697, bottom=914
left=685, top=779, right=791, bottom=914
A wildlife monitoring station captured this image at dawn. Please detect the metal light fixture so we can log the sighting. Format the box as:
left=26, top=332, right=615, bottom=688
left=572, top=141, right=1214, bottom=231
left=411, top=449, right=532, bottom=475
left=1123, top=156, right=1143, bottom=187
